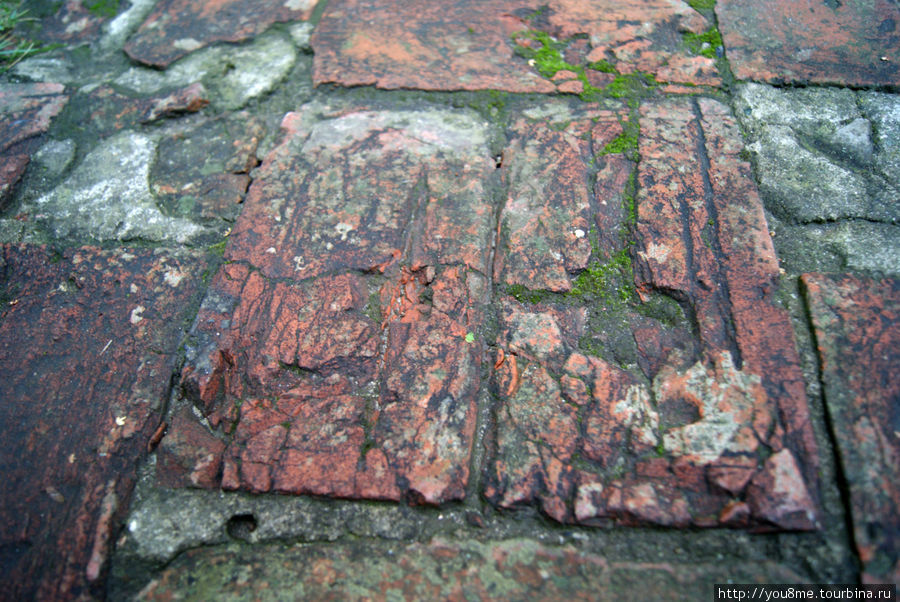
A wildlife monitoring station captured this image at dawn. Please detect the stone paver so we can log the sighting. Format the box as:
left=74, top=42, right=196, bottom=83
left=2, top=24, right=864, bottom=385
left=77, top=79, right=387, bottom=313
left=494, top=103, right=628, bottom=292
left=718, top=0, right=899, bottom=87
left=125, top=0, right=318, bottom=67
left=803, top=273, right=900, bottom=586
left=312, top=0, right=721, bottom=92
left=0, top=245, right=205, bottom=600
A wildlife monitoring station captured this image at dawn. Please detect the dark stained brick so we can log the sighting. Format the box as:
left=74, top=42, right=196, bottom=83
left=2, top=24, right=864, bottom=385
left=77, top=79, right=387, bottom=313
left=312, top=0, right=720, bottom=92
left=0, top=244, right=205, bottom=600
left=125, top=0, right=319, bottom=67
left=79, top=83, right=209, bottom=139
left=151, top=111, right=263, bottom=225
left=803, top=273, right=900, bottom=586
left=36, top=0, right=108, bottom=44
left=717, top=0, right=900, bottom=87
left=494, top=103, right=628, bottom=292
left=0, top=84, right=69, bottom=205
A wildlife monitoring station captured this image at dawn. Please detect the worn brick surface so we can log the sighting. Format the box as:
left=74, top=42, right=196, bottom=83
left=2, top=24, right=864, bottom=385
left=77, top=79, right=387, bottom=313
left=175, top=106, right=494, bottom=503
left=125, top=0, right=318, bottom=67
left=0, top=83, right=69, bottom=205
left=803, top=273, right=900, bottom=586
left=312, top=0, right=720, bottom=92
left=494, top=103, right=628, bottom=292
left=488, top=97, right=819, bottom=530
left=0, top=245, right=204, bottom=600
left=718, top=0, right=900, bottom=86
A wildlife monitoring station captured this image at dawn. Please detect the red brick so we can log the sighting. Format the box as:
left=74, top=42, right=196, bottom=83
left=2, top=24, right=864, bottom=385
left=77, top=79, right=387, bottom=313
left=495, top=105, right=627, bottom=292
left=488, top=96, right=819, bottom=530
left=803, top=273, right=900, bottom=585
left=718, top=0, right=899, bottom=86
left=0, top=244, right=205, bottom=600
left=175, top=107, right=494, bottom=504
left=312, top=0, right=720, bottom=92
left=125, top=0, right=318, bottom=67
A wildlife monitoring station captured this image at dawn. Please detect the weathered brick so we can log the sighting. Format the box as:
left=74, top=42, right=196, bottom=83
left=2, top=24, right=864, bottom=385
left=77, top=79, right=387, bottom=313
left=803, top=273, right=900, bottom=585
left=488, top=96, right=819, bottom=530
left=0, top=244, right=205, bottom=600
left=495, top=103, right=628, bottom=292
left=175, top=106, right=494, bottom=504
left=125, top=0, right=318, bottom=67
left=718, top=0, right=899, bottom=86
left=312, top=0, right=720, bottom=92
left=0, top=84, right=69, bottom=205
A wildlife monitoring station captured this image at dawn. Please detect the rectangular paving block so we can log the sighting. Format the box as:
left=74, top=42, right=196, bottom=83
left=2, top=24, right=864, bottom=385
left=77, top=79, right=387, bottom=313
left=494, top=103, right=628, bottom=292
left=312, top=0, right=720, bottom=92
left=0, top=245, right=205, bottom=600
left=803, top=273, right=900, bottom=586
left=175, top=106, right=495, bottom=504
left=487, top=97, right=820, bottom=530
left=718, top=0, right=899, bottom=87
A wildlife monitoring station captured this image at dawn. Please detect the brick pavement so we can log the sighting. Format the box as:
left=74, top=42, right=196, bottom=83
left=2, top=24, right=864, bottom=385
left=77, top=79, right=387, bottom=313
left=0, top=0, right=897, bottom=598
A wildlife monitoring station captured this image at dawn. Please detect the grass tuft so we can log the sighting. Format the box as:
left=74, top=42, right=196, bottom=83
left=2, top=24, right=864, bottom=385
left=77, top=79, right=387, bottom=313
left=0, top=1, right=49, bottom=72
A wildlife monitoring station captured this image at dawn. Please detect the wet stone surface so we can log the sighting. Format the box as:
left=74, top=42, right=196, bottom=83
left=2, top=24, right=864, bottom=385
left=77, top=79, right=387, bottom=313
left=0, top=244, right=205, bottom=601
left=718, top=0, right=900, bottom=87
left=803, top=273, right=900, bottom=586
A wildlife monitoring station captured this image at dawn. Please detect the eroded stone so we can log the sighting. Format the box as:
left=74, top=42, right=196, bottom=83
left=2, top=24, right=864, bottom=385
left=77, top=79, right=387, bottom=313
left=173, top=105, right=494, bottom=503
left=27, top=132, right=210, bottom=244
left=0, top=244, right=205, bottom=600
left=803, top=273, right=900, bottom=585
left=488, top=96, right=819, bottom=530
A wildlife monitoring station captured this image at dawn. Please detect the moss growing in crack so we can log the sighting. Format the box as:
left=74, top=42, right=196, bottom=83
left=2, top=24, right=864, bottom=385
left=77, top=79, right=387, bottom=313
left=567, top=248, right=635, bottom=303
left=599, top=118, right=639, bottom=158
left=588, top=59, right=617, bottom=74
left=208, top=239, right=227, bottom=257
left=684, top=28, right=723, bottom=59
left=604, top=72, right=658, bottom=99
left=506, top=283, right=551, bottom=304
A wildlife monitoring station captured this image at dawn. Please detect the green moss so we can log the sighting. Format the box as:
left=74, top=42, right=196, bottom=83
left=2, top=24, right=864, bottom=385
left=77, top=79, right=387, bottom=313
left=599, top=118, right=639, bottom=157
left=506, top=283, right=551, bottom=304
left=567, top=248, right=635, bottom=303
left=587, top=59, right=616, bottom=74
left=208, top=240, right=227, bottom=257
left=684, top=28, right=723, bottom=59
left=84, top=0, right=119, bottom=17
left=511, top=30, right=572, bottom=79
left=687, top=0, right=716, bottom=10
left=604, top=72, right=658, bottom=99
